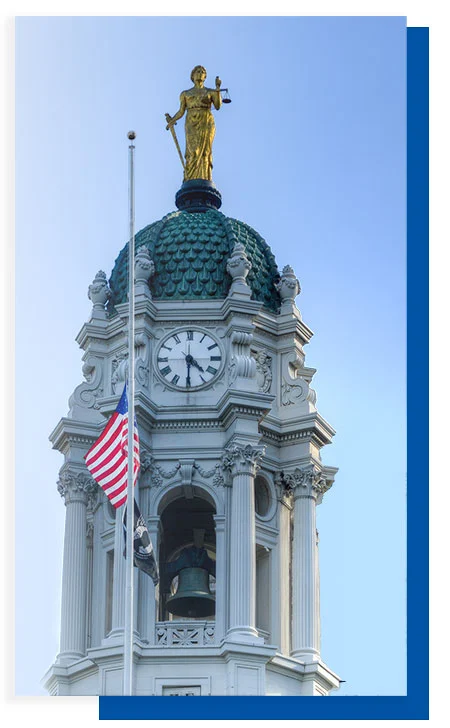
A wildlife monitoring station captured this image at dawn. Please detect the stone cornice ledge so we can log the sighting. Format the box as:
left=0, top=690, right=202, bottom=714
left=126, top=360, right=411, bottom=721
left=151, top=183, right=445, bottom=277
left=220, top=296, right=263, bottom=319
left=42, top=657, right=98, bottom=690
left=217, top=388, right=274, bottom=427
left=269, top=653, right=341, bottom=690
left=260, top=412, right=336, bottom=447
left=49, top=418, right=102, bottom=453
left=219, top=639, right=277, bottom=661
left=84, top=640, right=277, bottom=664
left=75, top=314, right=124, bottom=349
left=322, top=465, right=339, bottom=487
left=88, top=642, right=218, bottom=661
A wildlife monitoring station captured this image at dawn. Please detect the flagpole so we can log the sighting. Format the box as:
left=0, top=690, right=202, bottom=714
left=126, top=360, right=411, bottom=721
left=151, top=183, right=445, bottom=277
left=124, top=130, right=136, bottom=696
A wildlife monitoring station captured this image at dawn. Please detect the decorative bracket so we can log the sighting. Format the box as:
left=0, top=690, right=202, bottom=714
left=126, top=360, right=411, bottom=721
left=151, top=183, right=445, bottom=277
left=179, top=460, right=195, bottom=499
left=228, top=331, right=256, bottom=385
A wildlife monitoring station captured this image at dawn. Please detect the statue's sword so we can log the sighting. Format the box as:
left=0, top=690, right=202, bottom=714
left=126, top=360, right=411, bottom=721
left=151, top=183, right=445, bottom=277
left=165, top=113, right=185, bottom=170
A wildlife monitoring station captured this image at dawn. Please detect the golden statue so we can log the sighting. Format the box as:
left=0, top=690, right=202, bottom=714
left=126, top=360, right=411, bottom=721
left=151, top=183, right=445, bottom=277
left=165, top=66, right=222, bottom=182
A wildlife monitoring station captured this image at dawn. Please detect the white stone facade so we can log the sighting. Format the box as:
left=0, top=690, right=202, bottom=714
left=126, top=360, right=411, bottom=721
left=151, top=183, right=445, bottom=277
left=43, top=261, right=340, bottom=696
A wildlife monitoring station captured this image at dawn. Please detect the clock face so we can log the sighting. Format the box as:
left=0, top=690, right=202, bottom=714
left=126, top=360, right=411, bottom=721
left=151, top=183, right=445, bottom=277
left=156, top=329, right=222, bottom=390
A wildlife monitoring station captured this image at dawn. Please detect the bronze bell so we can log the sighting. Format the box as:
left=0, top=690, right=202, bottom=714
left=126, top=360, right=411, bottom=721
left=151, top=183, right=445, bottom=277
left=165, top=530, right=216, bottom=619
left=166, top=566, right=215, bottom=618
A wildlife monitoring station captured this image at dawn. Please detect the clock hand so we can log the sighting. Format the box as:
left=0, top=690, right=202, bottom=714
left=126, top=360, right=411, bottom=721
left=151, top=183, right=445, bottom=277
left=186, top=360, right=191, bottom=388
left=184, top=352, right=203, bottom=369
left=190, top=358, right=204, bottom=372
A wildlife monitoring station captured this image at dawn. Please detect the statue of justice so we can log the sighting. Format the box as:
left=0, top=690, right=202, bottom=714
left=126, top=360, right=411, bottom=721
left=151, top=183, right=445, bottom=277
left=165, top=65, right=231, bottom=182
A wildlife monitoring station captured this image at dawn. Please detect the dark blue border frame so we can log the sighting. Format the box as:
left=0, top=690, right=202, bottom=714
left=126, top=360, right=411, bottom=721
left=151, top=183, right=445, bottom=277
left=99, top=26, right=429, bottom=721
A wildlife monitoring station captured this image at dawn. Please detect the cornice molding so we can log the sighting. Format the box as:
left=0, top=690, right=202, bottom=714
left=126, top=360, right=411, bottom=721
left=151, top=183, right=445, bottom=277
left=260, top=411, right=335, bottom=448
left=49, top=418, right=101, bottom=454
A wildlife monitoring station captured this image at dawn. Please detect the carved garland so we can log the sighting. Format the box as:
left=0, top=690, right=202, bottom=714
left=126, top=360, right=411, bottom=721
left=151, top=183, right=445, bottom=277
left=193, top=461, right=226, bottom=488
left=140, top=451, right=226, bottom=488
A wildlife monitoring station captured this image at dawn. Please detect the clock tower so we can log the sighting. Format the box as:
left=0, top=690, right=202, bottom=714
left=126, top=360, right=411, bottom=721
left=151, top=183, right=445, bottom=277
left=43, top=72, right=340, bottom=697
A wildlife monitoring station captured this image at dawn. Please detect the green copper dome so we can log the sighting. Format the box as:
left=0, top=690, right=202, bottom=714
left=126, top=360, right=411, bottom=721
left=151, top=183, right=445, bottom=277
left=108, top=209, right=281, bottom=314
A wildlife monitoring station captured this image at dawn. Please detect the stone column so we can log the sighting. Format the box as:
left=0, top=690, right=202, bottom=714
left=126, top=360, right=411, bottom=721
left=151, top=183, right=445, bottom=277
left=223, top=444, right=264, bottom=643
left=86, top=521, right=94, bottom=650
left=109, top=506, right=127, bottom=638
left=139, top=515, right=160, bottom=645
left=287, top=467, right=327, bottom=662
left=57, top=470, right=96, bottom=664
left=272, top=482, right=292, bottom=655
left=213, top=514, right=226, bottom=644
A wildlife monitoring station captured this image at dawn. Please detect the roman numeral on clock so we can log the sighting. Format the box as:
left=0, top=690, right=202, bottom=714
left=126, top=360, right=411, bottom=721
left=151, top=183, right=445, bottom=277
left=206, top=366, right=217, bottom=375
left=160, top=366, right=171, bottom=376
left=210, top=355, right=221, bottom=361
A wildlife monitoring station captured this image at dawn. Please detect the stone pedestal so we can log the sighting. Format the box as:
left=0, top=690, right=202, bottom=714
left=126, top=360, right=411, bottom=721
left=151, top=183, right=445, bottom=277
left=175, top=179, right=222, bottom=212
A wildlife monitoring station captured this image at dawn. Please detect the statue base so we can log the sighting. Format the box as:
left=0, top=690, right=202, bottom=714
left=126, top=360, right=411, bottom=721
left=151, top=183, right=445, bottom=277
left=175, top=179, right=222, bottom=212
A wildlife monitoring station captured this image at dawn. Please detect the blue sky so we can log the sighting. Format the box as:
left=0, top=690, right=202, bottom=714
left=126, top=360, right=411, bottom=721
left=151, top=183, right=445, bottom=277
left=15, top=15, right=406, bottom=696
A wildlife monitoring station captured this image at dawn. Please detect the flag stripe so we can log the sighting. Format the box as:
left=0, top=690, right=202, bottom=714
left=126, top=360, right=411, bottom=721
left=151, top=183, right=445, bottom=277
left=85, top=413, right=123, bottom=462
left=84, top=383, right=140, bottom=509
left=86, top=428, right=123, bottom=469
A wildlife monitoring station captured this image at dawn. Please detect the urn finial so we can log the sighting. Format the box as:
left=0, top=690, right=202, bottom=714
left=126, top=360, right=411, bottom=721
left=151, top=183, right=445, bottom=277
left=226, top=242, right=252, bottom=297
left=276, top=264, right=301, bottom=312
left=135, top=246, right=155, bottom=297
left=88, top=270, right=111, bottom=318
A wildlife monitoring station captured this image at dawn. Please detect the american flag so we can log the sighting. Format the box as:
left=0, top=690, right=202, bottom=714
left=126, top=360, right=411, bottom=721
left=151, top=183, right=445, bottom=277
left=84, top=383, right=140, bottom=508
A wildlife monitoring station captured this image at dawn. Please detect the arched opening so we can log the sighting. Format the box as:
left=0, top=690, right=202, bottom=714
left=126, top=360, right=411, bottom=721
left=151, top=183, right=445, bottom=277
left=254, top=474, right=273, bottom=518
left=256, top=543, right=271, bottom=641
left=158, top=494, right=216, bottom=621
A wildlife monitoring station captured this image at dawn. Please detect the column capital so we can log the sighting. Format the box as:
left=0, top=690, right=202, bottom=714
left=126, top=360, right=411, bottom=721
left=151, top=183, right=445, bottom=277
left=213, top=514, right=226, bottom=531
left=146, top=515, right=161, bottom=530
left=57, top=469, right=98, bottom=506
left=222, top=443, right=265, bottom=476
left=275, top=466, right=330, bottom=502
